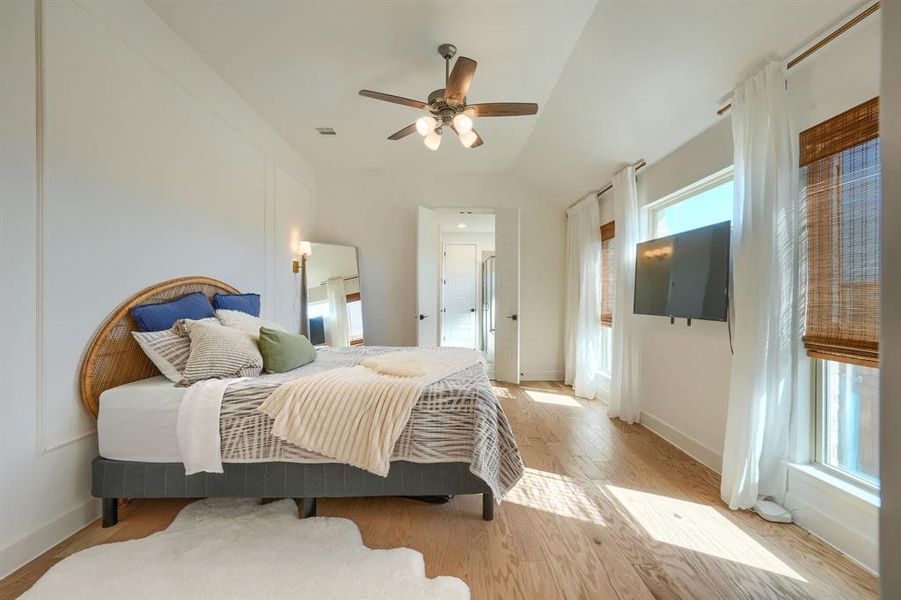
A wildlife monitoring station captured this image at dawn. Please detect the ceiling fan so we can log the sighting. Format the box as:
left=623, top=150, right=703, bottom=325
left=359, top=43, right=539, bottom=151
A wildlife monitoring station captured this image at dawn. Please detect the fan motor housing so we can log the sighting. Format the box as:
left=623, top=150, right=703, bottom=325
left=428, top=88, right=466, bottom=121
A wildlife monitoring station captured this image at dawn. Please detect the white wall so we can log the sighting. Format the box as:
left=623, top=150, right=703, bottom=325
left=597, top=13, right=882, bottom=569
left=620, top=120, right=735, bottom=472
left=880, top=0, right=901, bottom=592
left=0, top=0, right=315, bottom=578
left=313, top=170, right=564, bottom=380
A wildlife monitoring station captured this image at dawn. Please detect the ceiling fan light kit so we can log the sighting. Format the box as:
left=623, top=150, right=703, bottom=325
left=424, top=129, right=442, bottom=151
left=359, top=43, right=539, bottom=151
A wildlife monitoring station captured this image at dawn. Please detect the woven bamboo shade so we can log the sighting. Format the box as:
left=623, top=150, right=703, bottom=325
left=800, top=97, right=880, bottom=367
left=600, top=221, right=615, bottom=327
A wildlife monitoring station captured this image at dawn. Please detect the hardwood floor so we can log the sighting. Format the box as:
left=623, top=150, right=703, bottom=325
left=0, top=381, right=877, bottom=599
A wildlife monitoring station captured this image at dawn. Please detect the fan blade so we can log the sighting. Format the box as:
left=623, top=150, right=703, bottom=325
left=465, top=102, right=538, bottom=117
left=387, top=123, right=418, bottom=140
left=359, top=90, right=426, bottom=109
left=445, top=57, right=477, bottom=105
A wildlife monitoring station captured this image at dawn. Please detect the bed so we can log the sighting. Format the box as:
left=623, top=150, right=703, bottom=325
left=81, top=276, right=523, bottom=526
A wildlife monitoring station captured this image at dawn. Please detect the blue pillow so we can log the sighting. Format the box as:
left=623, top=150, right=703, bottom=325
left=213, top=292, right=260, bottom=317
left=131, top=292, right=216, bottom=332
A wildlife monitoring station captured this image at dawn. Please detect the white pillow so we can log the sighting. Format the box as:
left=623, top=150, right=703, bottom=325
left=215, top=309, right=285, bottom=340
left=132, top=317, right=221, bottom=383
left=181, top=320, right=263, bottom=385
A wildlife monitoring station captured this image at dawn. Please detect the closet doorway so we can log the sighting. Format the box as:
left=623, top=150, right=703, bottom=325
left=417, top=207, right=520, bottom=383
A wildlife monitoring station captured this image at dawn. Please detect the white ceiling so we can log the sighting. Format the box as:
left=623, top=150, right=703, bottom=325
left=436, top=211, right=495, bottom=233
left=513, top=0, right=860, bottom=203
left=146, top=0, right=596, bottom=174
left=148, top=0, right=860, bottom=202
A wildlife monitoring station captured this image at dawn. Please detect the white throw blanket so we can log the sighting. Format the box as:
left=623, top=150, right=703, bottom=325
left=178, top=378, right=242, bottom=475
left=259, top=348, right=483, bottom=476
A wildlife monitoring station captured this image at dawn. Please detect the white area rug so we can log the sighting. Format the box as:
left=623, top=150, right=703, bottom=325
left=22, top=499, right=470, bottom=599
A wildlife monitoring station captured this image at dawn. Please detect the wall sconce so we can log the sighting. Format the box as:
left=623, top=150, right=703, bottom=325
left=292, top=241, right=313, bottom=273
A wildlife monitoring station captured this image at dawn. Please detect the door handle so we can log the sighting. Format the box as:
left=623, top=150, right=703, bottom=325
left=506, top=314, right=518, bottom=321
left=418, top=314, right=428, bottom=321
left=470, top=308, right=476, bottom=312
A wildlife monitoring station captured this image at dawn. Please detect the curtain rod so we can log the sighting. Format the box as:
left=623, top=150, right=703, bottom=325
left=566, top=159, right=647, bottom=211
left=595, top=160, right=646, bottom=198
left=716, top=0, right=880, bottom=116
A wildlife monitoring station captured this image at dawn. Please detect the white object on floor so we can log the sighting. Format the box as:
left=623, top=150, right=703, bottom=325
left=752, top=498, right=793, bottom=523
left=21, top=498, right=470, bottom=600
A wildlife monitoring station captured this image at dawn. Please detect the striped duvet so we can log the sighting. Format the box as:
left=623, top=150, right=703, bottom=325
left=215, top=346, right=524, bottom=500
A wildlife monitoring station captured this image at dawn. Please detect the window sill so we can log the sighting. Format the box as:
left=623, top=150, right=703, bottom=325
left=784, top=462, right=879, bottom=573
left=787, top=463, right=880, bottom=508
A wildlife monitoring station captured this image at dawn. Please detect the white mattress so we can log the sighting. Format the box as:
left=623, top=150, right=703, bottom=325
left=98, top=376, right=186, bottom=462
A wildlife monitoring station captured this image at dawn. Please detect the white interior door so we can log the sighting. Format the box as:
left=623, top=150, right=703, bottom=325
left=441, top=243, right=477, bottom=349
left=416, top=206, right=439, bottom=346
left=494, top=207, right=520, bottom=383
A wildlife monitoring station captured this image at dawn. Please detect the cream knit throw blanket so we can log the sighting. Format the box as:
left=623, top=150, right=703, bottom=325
left=258, top=348, right=484, bottom=476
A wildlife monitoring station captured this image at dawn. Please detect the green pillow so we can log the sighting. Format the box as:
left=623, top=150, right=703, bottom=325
left=258, top=327, right=317, bottom=373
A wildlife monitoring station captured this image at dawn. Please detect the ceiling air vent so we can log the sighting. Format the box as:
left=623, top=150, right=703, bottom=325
left=315, top=127, right=336, bottom=136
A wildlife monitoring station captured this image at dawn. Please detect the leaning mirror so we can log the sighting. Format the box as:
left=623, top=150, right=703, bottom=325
left=302, top=243, right=363, bottom=347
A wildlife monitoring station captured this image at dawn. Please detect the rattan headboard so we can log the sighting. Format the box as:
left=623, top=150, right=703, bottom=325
left=79, top=276, right=239, bottom=419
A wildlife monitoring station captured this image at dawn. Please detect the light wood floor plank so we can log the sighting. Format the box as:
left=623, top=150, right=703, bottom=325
left=0, top=382, right=877, bottom=599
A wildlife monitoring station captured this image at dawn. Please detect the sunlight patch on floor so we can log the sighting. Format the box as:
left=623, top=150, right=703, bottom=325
left=523, top=388, right=583, bottom=408
left=505, top=468, right=605, bottom=524
left=492, top=386, right=514, bottom=399
left=603, top=485, right=806, bottom=581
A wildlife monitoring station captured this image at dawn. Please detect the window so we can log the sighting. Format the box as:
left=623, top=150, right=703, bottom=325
left=816, top=361, right=880, bottom=487
left=645, top=167, right=734, bottom=239
left=801, top=97, right=881, bottom=489
left=346, top=293, right=364, bottom=345
left=600, top=221, right=615, bottom=327
left=599, top=221, right=615, bottom=375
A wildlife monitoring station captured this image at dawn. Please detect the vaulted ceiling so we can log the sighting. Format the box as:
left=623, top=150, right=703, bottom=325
left=148, top=0, right=859, bottom=203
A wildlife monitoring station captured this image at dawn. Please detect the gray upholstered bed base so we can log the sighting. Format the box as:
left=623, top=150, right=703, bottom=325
left=91, top=457, right=494, bottom=527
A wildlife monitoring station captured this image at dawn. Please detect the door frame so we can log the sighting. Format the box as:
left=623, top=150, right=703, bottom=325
left=416, top=206, right=520, bottom=383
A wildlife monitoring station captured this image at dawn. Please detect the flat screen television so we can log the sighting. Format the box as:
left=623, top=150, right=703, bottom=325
left=633, top=221, right=730, bottom=322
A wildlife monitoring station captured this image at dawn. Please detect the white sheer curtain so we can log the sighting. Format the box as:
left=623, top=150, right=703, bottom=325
left=721, top=61, right=800, bottom=510
left=325, top=277, right=350, bottom=347
left=564, top=194, right=602, bottom=399
left=608, top=166, right=641, bottom=422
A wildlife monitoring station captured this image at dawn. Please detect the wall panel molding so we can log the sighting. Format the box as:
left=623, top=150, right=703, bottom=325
left=33, top=0, right=96, bottom=455
left=35, top=0, right=271, bottom=453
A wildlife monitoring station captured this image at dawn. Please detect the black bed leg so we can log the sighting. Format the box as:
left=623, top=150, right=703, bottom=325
left=102, top=498, right=118, bottom=528
left=300, top=497, right=317, bottom=519
left=482, top=492, right=494, bottom=521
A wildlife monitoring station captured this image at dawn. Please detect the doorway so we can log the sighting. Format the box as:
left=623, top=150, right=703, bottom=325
left=417, top=207, right=520, bottom=383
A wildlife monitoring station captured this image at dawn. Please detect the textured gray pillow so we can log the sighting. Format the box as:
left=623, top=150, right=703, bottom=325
left=181, top=320, right=263, bottom=384
left=132, top=317, right=221, bottom=383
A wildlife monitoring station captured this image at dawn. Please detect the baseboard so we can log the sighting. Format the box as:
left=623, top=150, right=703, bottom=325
left=638, top=411, right=723, bottom=474
left=0, top=497, right=100, bottom=580
left=520, top=370, right=564, bottom=382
